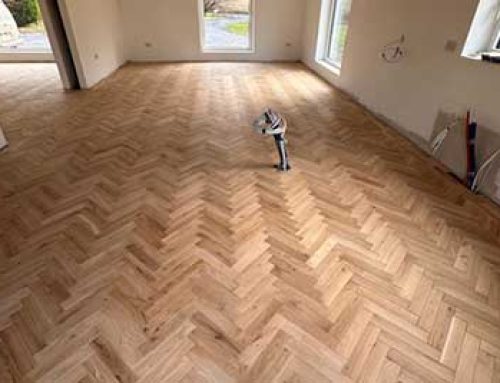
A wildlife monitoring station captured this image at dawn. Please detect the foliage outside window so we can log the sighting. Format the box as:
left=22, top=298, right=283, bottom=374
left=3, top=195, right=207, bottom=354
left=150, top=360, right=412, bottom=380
left=5, top=0, right=39, bottom=27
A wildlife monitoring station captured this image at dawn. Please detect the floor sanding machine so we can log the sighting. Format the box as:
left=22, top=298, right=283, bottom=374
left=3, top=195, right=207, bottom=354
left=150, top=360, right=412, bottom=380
left=253, top=108, right=291, bottom=172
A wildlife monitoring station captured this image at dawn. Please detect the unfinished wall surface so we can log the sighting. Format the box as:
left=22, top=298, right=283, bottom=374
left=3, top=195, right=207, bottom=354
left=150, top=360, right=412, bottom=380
left=120, top=0, right=305, bottom=62
left=303, top=0, right=500, bottom=141
left=302, top=0, right=500, bottom=202
left=59, top=0, right=126, bottom=88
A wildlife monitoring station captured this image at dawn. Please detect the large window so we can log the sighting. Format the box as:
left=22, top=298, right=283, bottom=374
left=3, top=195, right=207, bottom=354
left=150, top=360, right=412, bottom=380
left=0, top=0, right=52, bottom=59
left=199, top=0, right=254, bottom=52
left=322, top=0, right=352, bottom=68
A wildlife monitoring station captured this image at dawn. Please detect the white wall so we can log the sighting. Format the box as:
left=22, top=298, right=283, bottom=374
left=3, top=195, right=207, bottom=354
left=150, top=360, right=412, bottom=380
left=120, top=0, right=305, bottom=62
left=59, top=0, right=126, bottom=88
left=303, top=0, right=500, bottom=142
left=57, top=0, right=304, bottom=87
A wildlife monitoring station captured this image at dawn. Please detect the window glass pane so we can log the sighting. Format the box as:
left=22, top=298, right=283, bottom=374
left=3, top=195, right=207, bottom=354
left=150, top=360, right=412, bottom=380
left=326, top=0, right=352, bottom=67
left=0, top=0, right=51, bottom=52
left=202, top=0, right=251, bottom=50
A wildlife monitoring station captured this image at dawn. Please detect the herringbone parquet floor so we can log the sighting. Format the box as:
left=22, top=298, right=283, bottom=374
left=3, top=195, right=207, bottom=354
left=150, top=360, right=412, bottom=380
left=1, top=62, right=500, bottom=383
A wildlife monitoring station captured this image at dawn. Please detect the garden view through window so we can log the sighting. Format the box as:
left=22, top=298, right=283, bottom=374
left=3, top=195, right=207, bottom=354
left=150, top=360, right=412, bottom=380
left=201, top=0, right=252, bottom=51
left=325, top=0, right=352, bottom=68
left=0, top=0, right=51, bottom=54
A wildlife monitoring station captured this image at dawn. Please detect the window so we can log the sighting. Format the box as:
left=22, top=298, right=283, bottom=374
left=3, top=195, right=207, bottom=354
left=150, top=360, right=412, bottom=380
left=324, top=0, right=352, bottom=68
left=462, top=0, right=500, bottom=59
left=491, top=9, right=500, bottom=51
left=0, top=0, right=52, bottom=56
left=199, top=0, right=254, bottom=52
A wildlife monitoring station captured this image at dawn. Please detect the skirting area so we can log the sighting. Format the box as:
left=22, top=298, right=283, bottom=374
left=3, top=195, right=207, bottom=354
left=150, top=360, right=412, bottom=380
left=0, top=63, right=499, bottom=382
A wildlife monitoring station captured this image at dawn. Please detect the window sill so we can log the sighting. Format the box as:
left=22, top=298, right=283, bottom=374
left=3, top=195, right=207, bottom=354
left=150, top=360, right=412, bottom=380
left=463, top=51, right=500, bottom=64
left=202, top=48, right=255, bottom=54
left=0, top=51, right=54, bottom=62
left=317, top=59, right=341, bottom=76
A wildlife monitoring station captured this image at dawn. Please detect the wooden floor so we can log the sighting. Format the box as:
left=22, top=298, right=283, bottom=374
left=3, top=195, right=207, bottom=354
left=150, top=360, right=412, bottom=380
left=1, top=62, right=500, bottom=383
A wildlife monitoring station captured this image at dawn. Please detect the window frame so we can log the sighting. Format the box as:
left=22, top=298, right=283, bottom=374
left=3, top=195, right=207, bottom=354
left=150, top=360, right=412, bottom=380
left=320, top=0, right=351, bottom=70
left=494, top=30, right=500, bottom=51
left=491, top=9, right=500, bottom=51
left=324, top=0, right=340, bottom=67
left=198, top=0, right=256, bottom=54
